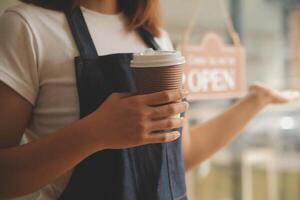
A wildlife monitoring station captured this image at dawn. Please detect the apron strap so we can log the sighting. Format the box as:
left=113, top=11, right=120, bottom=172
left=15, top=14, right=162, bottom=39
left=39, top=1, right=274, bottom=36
left=66, top=7, right=98, bottom=59
left=137, top=28, right=161, bottom=51
left=65, top=7, right=161, bottom=58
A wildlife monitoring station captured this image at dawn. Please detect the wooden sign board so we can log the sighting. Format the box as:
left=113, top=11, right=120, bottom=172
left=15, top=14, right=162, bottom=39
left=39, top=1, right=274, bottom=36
left=179, top=33, right=247, bottom=101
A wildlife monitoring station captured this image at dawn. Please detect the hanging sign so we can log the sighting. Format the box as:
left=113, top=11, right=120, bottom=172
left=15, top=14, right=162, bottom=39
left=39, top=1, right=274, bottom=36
left=179, top=32, right=247, bottom=101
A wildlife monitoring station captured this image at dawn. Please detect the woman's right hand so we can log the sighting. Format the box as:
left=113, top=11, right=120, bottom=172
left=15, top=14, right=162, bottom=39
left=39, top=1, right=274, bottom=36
left=85, top=89, right=189, bottom=150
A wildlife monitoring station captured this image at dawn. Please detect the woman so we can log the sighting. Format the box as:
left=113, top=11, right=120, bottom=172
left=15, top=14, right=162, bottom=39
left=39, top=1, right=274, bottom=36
left=0, top=0, right=297, bottom=199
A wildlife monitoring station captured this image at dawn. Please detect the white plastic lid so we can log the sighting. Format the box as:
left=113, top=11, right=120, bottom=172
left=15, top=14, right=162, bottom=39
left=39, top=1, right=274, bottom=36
left=131, top=49, right=186, bottom=68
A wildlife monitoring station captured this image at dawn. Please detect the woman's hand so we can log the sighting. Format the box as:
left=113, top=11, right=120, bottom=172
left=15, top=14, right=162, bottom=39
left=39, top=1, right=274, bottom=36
left=85, top=89, right=189, bottom=150
left=249, top=83, right=300, bottom=106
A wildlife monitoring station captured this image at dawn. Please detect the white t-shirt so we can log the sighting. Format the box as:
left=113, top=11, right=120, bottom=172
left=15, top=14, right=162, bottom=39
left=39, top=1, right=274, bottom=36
left=0, top=3, right=173, bottom=199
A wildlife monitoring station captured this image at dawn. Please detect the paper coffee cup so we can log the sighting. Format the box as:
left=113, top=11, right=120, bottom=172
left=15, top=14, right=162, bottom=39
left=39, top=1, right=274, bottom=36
left=131, top=50, right=186, bottom=122
left=131, top=49, right=186, bottom=94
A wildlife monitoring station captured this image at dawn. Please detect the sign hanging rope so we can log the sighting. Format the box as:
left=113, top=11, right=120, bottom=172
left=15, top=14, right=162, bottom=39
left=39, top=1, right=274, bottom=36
left=179, top=0, right=247, bottom=100
left=183, top=0, right=241, bottom=47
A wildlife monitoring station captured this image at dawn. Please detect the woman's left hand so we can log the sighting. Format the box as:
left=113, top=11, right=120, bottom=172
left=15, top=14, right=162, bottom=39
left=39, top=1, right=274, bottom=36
left=249, top=83, right=300, bottom=106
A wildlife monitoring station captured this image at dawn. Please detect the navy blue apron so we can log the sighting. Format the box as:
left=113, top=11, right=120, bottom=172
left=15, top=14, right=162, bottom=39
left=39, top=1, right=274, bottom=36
left=59, top=7, right=187, bottom=200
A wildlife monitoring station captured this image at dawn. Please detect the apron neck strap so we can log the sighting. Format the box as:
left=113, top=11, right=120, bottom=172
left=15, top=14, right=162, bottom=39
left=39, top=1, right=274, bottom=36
left=65, top=7, right=161, bottom=59
left=137, top=28, right=161, bottom=51
left=66, top=7, right=98, bottom=59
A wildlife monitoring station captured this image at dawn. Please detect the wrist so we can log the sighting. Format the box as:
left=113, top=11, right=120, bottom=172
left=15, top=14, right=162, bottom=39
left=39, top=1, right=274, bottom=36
left=77, top=115, right=106, bottom=152
left=248, top=89, right=271, bottom=109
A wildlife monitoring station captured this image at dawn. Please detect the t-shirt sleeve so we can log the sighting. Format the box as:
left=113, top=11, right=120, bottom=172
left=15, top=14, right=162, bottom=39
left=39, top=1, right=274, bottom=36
left=155, top=29, right=175, bottom=51
left=0, top=11, right=39, bottom=105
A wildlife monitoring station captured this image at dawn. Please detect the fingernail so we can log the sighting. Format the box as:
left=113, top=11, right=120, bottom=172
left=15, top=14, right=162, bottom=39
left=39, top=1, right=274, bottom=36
left=184, top=101, right=190, bottom=109
left=174, top=132, right=181, bottom=139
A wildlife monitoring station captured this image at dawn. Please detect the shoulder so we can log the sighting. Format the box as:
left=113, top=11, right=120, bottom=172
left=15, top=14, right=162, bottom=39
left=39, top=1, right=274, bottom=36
left=155, top=29, right=174, bottom=51
left=0, top=4, right=34, bottom=43
left=2, top=3, right=66, bottom=33
left=4, top=2, right=44, bottom=16
left=4, top=2, right=64, bottom=19
left=0, top=2, right=72, bottom=56
left=0, top=3, right=46, bottom=51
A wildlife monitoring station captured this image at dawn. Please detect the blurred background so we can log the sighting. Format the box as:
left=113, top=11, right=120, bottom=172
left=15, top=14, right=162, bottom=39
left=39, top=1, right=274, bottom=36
left=2, top=0, right=300, bottom=200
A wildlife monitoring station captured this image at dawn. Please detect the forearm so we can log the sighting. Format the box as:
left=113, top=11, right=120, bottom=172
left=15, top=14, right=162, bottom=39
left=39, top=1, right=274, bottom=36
left=0, top=117, right=100, bottom=199
left=185, top=92, right=268, bottom=170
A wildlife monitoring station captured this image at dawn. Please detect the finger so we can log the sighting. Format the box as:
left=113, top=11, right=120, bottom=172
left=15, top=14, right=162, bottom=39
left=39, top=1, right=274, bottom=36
left=149, top=101, right=189, bottom=119
left=150, top=118, right=184, bottom=132
left=270, top=91, right=292, bottom=104
left=138, top=89, right=189, bottom=106
left=281, top=91, right=300, bottom=101
left=273, top=97, right=290, bottom=104
left=113, top=92, right=138, bottom=99
left=145, top=131, right=181, bottom=144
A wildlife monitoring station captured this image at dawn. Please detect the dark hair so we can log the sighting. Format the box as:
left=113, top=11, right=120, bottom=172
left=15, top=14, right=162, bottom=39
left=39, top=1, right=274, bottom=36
left=20, top=0, right=162, bottom=37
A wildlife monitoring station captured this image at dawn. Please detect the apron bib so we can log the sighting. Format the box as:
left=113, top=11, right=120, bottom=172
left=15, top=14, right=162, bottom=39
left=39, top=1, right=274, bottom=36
left=59, top=7, right=187, bottom=200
